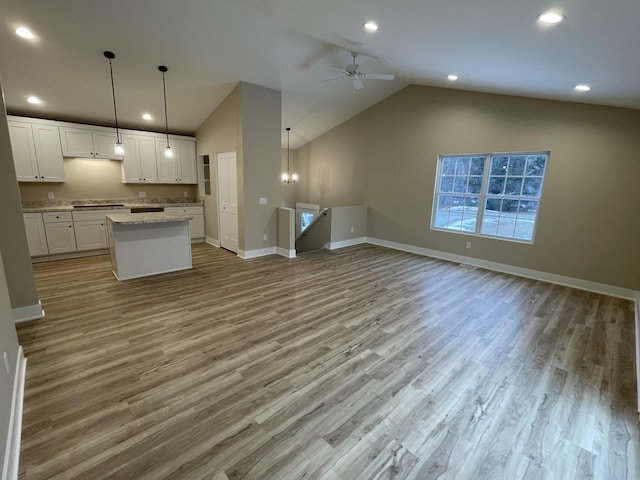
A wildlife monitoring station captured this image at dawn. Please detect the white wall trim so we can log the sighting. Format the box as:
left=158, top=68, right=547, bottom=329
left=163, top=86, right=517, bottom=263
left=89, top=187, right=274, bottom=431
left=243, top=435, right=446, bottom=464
left=2, top=347, right=26, bottom=480
left=238, top=247, right=277, bottom=260
left=635, top=293, right=640, bottom=419
left=12, top=302, right=44, bottom=323
left=205, top=237, right=220, bottom=247
left=366, top=237, right=639, bottom=301
left=277, top=247, right=296, bottom=259
left=329, top=237, right=367, bottom=250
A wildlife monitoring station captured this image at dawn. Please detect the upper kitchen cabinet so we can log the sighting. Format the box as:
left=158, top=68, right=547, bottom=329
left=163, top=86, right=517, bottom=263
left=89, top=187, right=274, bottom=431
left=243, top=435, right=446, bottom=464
left=59, top=126, right=123, bottom=160
left=8, top=119, right=65, bottom=182
left=156, top=138, right=197, bottom=184
left=121, top=134, right=158, bottom=183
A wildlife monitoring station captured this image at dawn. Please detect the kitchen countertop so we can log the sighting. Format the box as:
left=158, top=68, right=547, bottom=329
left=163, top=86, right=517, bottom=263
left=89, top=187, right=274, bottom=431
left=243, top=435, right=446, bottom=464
left=22, top=201, right=204, bottom=213
left=106, top=212, right=192, bottom=225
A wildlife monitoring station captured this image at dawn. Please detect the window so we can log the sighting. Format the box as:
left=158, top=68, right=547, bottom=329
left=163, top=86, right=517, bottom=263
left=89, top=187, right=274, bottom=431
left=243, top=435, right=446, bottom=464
left=431, top=152, right=548, bottom=242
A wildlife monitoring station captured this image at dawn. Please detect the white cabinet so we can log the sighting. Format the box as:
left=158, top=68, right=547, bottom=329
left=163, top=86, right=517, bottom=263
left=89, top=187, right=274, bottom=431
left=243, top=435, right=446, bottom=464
left=43, top=212, right=76, bottom=254
left=8, top=120, right=65, bottom=182
left=59, top=126, right=123, bottom=160
left=165, top=206, right=205, bottom=240
left=72, top=209, right=130, bottom=251
left=156, top=138, right=197, bottom=184
left=23, top=213, right=48, bottom=256
left=121, top=134, right=158, bottom=183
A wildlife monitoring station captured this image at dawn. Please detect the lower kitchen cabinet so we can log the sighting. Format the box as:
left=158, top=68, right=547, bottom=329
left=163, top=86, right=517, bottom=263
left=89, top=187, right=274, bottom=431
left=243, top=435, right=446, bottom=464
left=74, top=220, right=108, bottom=251
left=44, top=222, right=77, bottom=254
left=165, top=206, right=204, bottom=240
left=23, top=213, right=49, bottom=256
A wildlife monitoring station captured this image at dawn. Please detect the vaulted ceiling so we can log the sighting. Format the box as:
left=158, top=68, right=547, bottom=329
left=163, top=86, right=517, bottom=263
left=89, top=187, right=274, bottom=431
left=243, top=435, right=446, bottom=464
left=1, top=0, right=639, bottom=148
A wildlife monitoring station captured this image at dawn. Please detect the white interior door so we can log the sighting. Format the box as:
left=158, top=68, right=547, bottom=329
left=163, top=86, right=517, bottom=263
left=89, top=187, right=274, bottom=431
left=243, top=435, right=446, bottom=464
left=217, top=152, right=238, bottom=253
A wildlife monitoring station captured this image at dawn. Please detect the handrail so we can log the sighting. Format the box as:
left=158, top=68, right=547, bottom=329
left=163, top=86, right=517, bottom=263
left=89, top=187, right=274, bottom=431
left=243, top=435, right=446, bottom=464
left=296, top=207, right=329, bottom=240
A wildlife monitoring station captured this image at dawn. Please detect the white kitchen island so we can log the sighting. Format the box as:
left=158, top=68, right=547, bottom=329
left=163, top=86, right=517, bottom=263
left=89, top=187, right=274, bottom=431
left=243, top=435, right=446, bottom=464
left=106, top=212, right=192, bottom=281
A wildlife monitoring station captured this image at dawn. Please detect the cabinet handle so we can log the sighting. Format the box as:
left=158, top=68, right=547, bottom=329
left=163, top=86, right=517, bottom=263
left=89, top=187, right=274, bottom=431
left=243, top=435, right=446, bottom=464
left=68, top=225, right=72, bottom=228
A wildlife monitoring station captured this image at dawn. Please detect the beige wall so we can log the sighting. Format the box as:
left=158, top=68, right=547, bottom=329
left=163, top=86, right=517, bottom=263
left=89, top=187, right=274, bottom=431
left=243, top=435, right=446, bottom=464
left=195, top=84, right=242, bottom=242
left=277, top=208, right=295, bottom=251
left=296, top=85, right=640, bottom=291
left=19, top=158, right=196, bottom=202
left=239, top=83, right=282, bottom=252
left=330, top=206, right=367, bottom=244
left=0, top=81, right=40, bottom=309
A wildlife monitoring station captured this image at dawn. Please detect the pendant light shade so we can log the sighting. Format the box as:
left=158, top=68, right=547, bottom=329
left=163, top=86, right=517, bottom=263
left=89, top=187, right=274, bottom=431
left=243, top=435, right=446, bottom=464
left=282, top=127, right=297, bottom=183
left=104, top=51, right=124, bottom=156
left=158, top=65, right=173, bottom=158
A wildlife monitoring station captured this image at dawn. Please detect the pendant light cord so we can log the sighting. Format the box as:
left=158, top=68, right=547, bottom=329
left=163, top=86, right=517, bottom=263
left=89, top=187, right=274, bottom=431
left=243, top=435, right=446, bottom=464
left=107, top=57, right=120, bottom=143
left=286, top=127, right=291, bottom=174
left=161, top=69, right=170, bottom=148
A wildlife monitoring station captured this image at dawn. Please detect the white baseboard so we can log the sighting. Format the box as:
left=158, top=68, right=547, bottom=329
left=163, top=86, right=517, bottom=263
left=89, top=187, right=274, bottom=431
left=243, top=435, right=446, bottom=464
left=238, top=247, right=277, bottom=260
left=2, top=347, right=26, bottom=480
left=277, top=247, right=296, bottom=258
left=13, top=302, right=44, bottom=323
left=205, top=237, right=220, bottom=247
left=31, top=249, right=108, bottom=263
left=366, top=237, right=639, bottom=301
left=329, top=237, right=367, bottom=250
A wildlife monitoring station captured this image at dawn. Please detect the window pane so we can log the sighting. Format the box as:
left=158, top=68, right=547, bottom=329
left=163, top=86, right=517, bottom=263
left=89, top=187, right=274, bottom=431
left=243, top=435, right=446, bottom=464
left=508, top=156, right=525, bottom=175
left=481, top=209, right=499, bottom=235
left=519, top=200, right=538, bottom=214
left=486, top=197, right=501, bottom=212
left=514, top=219, right=534, bottom=240
left=497, top=220, right=516, bottom=238
left=505, top=177, right=523, bottom=196
left=488, top=177, right=505, bottom=194
left=469, top=157, right=485, bottom=175
left=453, top=176, right=467, bottom=193
left=442, top=158, right=456, bottom=175
left=440, top=175, right=454, bottom=192
left=522, top=177, right=542, bottom=197
left=501, top=199, right=519, bottom=213
left=455, top=157, right=470, bottom=175
left=526, top=155, right=546, bottom=176
left=491, top=156, right=508, bottom=176
left=434, top=194, right=452, bottom=227
left=467, top=176, right=483, bottom=194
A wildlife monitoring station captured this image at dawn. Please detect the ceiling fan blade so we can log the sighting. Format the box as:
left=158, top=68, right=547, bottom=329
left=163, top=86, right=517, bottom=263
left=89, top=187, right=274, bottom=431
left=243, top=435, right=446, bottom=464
left=362, top=73, right=395, bottom=81
left=352, top=78, right=364, bottom=90
left=320, top=76, right=345, bottom=83
left=324, top=65, right=346, bottom=74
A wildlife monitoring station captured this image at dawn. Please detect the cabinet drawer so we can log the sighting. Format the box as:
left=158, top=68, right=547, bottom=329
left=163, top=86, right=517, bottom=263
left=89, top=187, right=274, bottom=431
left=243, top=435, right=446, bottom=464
left=165, top=206, right=203, bottom=215
left=43, top=211, right=73, bottom=223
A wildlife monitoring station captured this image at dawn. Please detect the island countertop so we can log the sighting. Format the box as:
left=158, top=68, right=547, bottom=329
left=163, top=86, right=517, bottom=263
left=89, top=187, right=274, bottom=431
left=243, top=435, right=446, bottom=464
left=106, top=212, right=192, bottom=225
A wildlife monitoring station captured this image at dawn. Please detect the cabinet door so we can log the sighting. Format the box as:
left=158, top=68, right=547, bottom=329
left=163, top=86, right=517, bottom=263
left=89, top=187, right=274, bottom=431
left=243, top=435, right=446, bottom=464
left=189, top=215, right=205, bottom=239
left=23, top=213, right=48, bottom=256
left=45, top=223, right=77, bottom=254
left=32, top=124, right=65, bottom=182
left=8, top=121, right=39, bottom=181
left=121, top=134, right=142, bottom=183
left=60, top=127, right=94, bottom=157
left=177, top=140, right=197, bottom=184
left=138, top=136, right=158, bottom=182
left=156, top=138, right=178, bottom=183
left=75, top=220, right=108, bottom=251
left=92, top=131, right=123, bottom=160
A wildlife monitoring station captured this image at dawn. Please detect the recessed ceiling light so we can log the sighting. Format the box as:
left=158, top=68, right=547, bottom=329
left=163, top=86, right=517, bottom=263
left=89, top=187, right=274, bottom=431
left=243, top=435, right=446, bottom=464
left=537, top=11, right=566, bottom=24
left=447, top=74, right=458, bottom=81
left=142, top=113, right=153, bottom=120
left=27, top=96, right=41, bottom=104
left=574, top=84, right=591, bottom=92
left=16, top=26, right=34, bottom=39
left=363, top=21, right=378, bottom=32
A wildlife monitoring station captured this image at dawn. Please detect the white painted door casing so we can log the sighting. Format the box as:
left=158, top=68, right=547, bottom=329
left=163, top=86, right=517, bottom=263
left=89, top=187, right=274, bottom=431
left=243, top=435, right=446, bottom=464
left=217, top=152, right=238, bottom=253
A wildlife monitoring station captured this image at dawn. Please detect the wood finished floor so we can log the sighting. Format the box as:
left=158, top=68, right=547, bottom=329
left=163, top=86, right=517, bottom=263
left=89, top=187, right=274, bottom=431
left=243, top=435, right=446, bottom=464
left=16, top=243, right=639, bottom=480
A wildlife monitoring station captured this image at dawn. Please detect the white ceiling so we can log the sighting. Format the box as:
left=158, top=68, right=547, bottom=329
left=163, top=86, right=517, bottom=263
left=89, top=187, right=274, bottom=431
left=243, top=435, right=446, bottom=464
left=1, top=0, right=639, bottom=149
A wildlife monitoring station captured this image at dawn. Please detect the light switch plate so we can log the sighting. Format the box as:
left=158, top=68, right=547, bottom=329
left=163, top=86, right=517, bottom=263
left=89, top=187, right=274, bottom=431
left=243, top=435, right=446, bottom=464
left=48, top=192, right=55, bottom=200
left=139, top=192, right=146, bottom=198
left=259, top=197, right=267, bottom=205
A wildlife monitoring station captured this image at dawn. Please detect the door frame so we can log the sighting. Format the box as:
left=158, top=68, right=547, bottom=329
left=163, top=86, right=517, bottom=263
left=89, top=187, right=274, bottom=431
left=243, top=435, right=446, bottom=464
left=216, top=151, right=238, bottom=253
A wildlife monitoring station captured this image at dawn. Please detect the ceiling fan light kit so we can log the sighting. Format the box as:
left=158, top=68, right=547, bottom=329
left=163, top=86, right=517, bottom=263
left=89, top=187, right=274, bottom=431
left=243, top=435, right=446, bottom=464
left=340, top=52, right=395, bottom=91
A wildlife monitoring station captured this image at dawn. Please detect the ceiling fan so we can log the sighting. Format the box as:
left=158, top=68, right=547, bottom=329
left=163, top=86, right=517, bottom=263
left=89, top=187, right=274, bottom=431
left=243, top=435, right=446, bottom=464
left=327, top=52, right=395, bottom=90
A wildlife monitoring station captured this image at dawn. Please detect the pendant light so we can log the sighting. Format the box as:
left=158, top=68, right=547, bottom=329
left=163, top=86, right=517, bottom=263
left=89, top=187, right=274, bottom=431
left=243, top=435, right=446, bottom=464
left=104, top=51, right=124, bottom=156
left=282, top=127, right=298, bottom=183
left=158, top=65, right=173, bottom=158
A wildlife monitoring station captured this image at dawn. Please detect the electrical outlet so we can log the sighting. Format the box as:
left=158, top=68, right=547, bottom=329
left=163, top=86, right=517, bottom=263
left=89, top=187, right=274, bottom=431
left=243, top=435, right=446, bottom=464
left=139, top=191, right=146, bottom=198
left=183, top=191, right=188, bottom=198
left=263, top=234, right=268, bottom=241
left=351, top=226, right=354, bottom=233
left=466, top=242, right=472, bottom=249
left=3, top=352, right=9, bottom=375
left=259, top=197, right=267, bottom=205
left=47, top=192, right=55, bottom=200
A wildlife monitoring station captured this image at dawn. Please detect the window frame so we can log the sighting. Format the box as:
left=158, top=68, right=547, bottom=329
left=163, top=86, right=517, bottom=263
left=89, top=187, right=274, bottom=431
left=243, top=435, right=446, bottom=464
left=430, top=151, right=549, bottom=244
